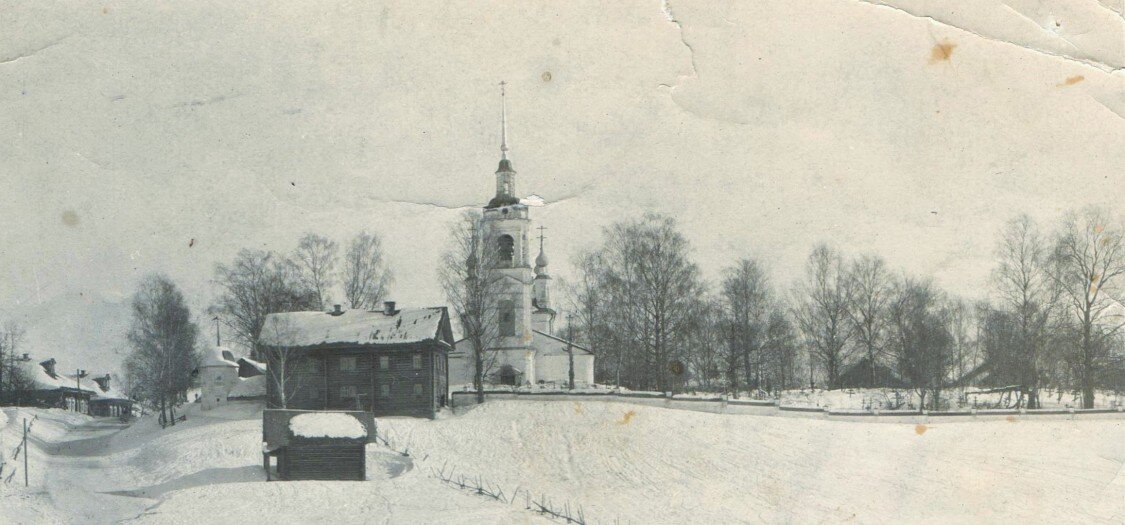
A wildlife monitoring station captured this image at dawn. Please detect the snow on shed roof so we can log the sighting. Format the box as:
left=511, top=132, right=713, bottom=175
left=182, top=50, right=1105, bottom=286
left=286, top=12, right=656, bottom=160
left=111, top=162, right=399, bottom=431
left=288, top=412, right=367, bottom=439
left=201, top=346, right=240, bottom=368
left=260, top=307, right=450, bottom=348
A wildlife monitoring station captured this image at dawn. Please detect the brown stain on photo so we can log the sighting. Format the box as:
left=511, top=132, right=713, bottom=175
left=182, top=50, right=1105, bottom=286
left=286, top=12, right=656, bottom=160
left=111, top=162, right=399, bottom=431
left=1006, top=416, right=1018, bottom=423
left=929, top=41, right=956, bottom=64
left=574, top=402, right=584, bottom=415
left=618, top=410, right=636, bottom=425
left=1058, top=75, right=1084, bottom=87
left=61, top=210, right=79, bottom=227
left=541, top=71, right=552, bottom=82
left=914, top=424, right=928, bottom=435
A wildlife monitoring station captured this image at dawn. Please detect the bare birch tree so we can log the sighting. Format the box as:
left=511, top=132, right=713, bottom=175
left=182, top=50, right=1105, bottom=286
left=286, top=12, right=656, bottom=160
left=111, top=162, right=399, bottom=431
left=845, top=254, right=892, bottom=387
left=211, top=249, right=317, bottom=359
left=293, top=233, right=339, bottom=311
left=720, top=258, right=772, bottom=393
left=342, top=231, right=393, bottom=310
left=991, top=214, right=1059, bottom=408
left=793, top=244, right=853, bottom=389
left=888, top=278, right=953, bottom=411
left=260, top=316, right=310, bottom=409
left=125, top=275, right=200, bottom=426
left=1050, top=207, right=1125, bottom=408
left=439, top=211, right=504, bottom=402
left=0, top=322, right=27, bottom=401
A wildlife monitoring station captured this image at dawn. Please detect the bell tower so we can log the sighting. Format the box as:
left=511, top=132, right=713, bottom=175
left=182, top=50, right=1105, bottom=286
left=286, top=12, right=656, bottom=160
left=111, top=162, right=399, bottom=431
left=480, top=81, right=536, bottom=383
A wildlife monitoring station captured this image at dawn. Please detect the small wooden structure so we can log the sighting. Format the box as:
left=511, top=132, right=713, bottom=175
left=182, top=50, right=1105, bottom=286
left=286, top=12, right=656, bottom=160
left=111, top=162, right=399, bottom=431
left=263, top=409, right=374, bottom=481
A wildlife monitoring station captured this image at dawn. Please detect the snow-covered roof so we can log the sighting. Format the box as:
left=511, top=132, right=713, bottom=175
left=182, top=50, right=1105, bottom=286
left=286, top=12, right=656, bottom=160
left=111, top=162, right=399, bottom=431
left=228, top=375, right=266, bottom=399
left=27, top=361, right=100, bottom=394
left=90, top=374, right=129, bottom=401
left=288, top=412, right=367, bottom=439
left=260, top=307, right=452, bottom=348
left=238, top=357, right=266, bottom=375
left=201, top=346, right=239, bottom=368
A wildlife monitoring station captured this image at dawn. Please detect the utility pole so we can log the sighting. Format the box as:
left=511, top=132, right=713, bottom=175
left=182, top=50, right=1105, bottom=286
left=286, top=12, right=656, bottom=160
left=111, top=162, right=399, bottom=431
left=23, top=418, right=29, bottom=487
left=566, top=313, right=576, bottom=390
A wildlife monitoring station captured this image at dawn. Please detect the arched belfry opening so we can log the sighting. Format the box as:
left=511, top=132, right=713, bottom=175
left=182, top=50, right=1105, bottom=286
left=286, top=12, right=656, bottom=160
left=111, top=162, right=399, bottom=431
left=497, top=234, right=515, bottom=266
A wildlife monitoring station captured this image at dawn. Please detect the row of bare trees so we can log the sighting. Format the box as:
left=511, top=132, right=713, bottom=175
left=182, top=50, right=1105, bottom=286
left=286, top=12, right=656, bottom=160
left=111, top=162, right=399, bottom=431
left=517, top=207, right=1125, bottom=410
left=211, top=231, right=393, bottom=358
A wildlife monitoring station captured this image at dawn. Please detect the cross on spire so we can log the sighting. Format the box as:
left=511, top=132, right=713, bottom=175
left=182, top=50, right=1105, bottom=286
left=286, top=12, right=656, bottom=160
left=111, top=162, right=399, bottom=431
left=500, top=81, right=509, bottom=160
left=537, top=225, right=547, bottom=251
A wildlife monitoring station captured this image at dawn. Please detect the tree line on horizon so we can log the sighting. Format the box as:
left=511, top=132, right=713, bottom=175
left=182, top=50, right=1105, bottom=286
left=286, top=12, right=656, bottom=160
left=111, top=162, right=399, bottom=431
left=556, top=207, right=1125, bottom=411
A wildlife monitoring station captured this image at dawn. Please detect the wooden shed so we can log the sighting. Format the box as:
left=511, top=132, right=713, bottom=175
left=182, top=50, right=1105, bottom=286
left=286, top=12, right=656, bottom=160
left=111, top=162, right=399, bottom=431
left=267, top=411, right=370, bottom=481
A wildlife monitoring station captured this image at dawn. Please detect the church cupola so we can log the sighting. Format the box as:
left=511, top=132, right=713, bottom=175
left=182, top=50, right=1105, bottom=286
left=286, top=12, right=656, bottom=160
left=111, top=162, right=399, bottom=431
left=486, top=81, right=521, bottom=209
left=532, top=225, right=555, bottom=333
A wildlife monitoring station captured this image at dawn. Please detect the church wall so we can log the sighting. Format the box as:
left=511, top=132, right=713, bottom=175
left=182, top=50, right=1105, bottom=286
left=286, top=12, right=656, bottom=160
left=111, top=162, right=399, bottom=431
left=533, top=353, right=595, bottom=386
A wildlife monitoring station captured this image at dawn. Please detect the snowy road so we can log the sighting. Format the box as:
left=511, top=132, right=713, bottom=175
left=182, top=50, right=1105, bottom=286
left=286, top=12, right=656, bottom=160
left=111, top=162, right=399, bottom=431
left=1, top=404, right=549, bottom=525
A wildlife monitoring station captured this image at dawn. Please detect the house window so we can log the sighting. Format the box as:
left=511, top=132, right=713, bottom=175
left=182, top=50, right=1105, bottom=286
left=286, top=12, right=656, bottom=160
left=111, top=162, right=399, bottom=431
left=497, top=234, right=515, bottom=266
left=379, top=356, right=390, bottom=370
left=380, top=384, right=390, bottom=397
left=340, top=357, right=357, bottom=371
left=413, top=383, right=423, bottom=397
left=412, top=354, right=423, bottom=370
left=340, top=385, right=357, bottom=399
left=499, top=300, right=515, bottom=336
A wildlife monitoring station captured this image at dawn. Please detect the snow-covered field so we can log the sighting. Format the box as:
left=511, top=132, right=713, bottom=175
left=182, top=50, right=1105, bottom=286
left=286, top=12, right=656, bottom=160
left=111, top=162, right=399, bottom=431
left=3, top=399, right=1124, bottom=524
left=382, top=400, right=1125, bottom=524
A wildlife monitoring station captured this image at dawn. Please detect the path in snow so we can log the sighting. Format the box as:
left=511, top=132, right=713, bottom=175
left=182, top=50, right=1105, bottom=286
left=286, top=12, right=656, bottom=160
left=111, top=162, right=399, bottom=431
left=1, top=403, right=549, bottom=525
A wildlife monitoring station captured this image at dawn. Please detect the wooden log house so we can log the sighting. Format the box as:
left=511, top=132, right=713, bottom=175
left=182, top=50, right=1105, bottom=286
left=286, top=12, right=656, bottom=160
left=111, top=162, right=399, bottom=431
left=259, top=302, right=452, bottom=418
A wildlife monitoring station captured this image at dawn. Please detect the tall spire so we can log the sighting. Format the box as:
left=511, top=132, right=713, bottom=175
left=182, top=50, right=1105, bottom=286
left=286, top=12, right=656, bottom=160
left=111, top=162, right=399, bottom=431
left=500, top=80, right=509, bottom=161
left=486, top=80, right=519, bottom=209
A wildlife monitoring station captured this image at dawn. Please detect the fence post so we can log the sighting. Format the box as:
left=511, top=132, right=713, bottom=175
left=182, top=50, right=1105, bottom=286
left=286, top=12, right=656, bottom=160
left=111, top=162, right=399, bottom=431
left=23, top=418, right=29, bottom=487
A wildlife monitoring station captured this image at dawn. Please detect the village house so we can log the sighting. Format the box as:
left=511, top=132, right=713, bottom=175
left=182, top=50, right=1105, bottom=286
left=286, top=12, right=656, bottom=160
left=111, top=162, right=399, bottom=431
left=88, top=373, right=133, bottom=417
left=448, top=84, right=595, bottom=387
left=259, top=302, right=453, bottom=418
left=24, top=358, right=98, bottom=413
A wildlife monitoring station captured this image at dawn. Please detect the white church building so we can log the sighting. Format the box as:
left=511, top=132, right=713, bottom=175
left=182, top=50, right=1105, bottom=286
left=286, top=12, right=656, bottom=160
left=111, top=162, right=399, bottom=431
left=449, top=84, right=595, bottom=388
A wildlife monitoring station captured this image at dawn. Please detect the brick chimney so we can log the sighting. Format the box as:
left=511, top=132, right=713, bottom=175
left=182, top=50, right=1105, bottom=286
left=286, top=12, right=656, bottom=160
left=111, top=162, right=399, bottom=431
left=383, top=301, right=397, bottom=315
left=40, top=358, right=57, bottom=378
left=329, top=304, right=344, bottom=316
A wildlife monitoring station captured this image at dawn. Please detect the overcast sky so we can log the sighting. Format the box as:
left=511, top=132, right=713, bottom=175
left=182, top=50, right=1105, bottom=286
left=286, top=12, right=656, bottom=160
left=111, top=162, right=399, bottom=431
left=1, top=0, right=1122, bottom=369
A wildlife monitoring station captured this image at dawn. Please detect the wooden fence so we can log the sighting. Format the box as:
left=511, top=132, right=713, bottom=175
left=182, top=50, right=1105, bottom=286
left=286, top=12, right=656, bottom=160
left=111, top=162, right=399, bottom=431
left=450, top=391, right=1125, bottom=423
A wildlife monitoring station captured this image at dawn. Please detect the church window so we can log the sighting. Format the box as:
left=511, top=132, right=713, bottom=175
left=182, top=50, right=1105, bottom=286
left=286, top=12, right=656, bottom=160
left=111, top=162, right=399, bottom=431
left=379, top=356, right=390, bottom=370
left=339, top=356, right=357, bottom=371
left=340, top=385, right=357, bottom=399
left=497, top=234, right=515, bottom=266
left=412, top=354, right=423, bottom=370
left=499, top=300, right=516, bottom=336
